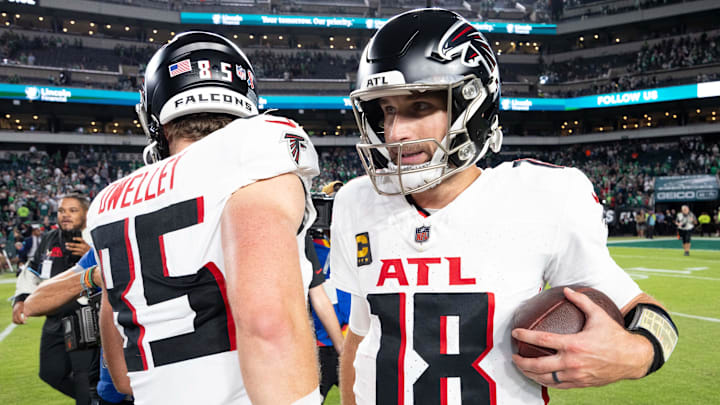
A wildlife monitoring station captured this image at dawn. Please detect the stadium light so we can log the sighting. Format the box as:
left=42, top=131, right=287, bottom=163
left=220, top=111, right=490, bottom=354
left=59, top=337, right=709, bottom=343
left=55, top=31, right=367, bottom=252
left=673, top=114, right=677, bottom=119
left=15, top=14, right=20, bottom=19
left=346, top=37, right=351, bottom=42
left=38, top=16, right=43, bottom=21
left=262, top=35, right=267, bottom=39
left=153, top=29, right=158, bottom=34
left=594, top=34, right=599, bottom=39
left=149, top=38, right=154, bottom=42
left=297, top=44, right=302, bottom=48
left=278, top=35, right=283, bottom=40
left=33, top=115, right=38, bottom=120
left=5, top=22, right=9, bottom=26
left=579, top=36, right=584, bottom=41
left=249, top=34, right=254, bottom=39
left=4, top=114, right=10, bottom=119
left=88, top=30, right=93, bottom=35
left=349, top=45, right=355, bottom=49
left=90, top=22, right=95, bottom=27
left=623, top=115, right=627, bottom=120
left=573, top=120, right=578, bottom=125
left=125, top=26, right=130, bottom=31
left=696, top=109, right=701, bottom=113
left=329, top=44, right=334, bottom=49
left=14, top=119, right=20, bottom=123
left=171, top=32, right=175, bottom=36
left=70, top=20, right=75, bottom=24
left=106, top=24, right=111, bottom=29
left=615, top=38, right=620, bottom=43
left=0, top=13, right=5, bottom=17
left=329, top=37, right=334, bottom=41
left=233, top=34, right=237, bottom=39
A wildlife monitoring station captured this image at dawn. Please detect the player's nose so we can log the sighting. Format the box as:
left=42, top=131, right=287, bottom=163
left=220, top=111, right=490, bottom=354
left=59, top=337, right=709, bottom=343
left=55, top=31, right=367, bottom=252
left=385, top=114, right=416, bottom=143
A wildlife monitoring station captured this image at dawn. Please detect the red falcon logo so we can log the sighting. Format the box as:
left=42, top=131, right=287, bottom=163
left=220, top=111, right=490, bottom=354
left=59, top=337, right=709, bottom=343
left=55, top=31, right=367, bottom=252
left=283, top=133, right=307, bottom=165
left=437, top=21, right=497, bottom=72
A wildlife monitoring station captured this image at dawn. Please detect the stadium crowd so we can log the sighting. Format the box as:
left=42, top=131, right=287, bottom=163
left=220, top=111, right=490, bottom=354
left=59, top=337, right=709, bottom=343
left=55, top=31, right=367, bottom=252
left=537, top=32, right=720, bottom=97
left=1, top=136, right=718, bottom=267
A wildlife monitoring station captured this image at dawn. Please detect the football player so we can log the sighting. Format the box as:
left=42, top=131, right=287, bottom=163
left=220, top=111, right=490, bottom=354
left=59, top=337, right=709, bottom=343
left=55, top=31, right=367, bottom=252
left=83, top=32, right=321, bottom=404
left=331, top=9, right=679, bottom=405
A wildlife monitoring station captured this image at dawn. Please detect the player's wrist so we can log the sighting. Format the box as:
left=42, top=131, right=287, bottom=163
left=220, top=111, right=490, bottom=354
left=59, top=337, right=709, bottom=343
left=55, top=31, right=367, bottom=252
left=626, top=331, right=655, bottom=379
left=624, top=304, right=679, bottom=377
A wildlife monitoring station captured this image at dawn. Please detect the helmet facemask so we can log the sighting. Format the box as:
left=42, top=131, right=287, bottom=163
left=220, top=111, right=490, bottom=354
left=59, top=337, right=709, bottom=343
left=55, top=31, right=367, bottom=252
left=351, top=75, right=502, bottom=196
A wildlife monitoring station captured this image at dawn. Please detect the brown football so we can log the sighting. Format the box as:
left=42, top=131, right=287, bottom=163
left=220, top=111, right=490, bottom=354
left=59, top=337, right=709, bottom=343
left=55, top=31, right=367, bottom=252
left=512, top=285, right=625, bottom=358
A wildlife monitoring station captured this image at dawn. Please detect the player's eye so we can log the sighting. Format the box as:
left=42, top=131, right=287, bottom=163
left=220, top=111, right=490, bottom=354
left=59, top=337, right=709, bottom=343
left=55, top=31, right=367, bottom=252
left=382, top=105, right=397, bottom=116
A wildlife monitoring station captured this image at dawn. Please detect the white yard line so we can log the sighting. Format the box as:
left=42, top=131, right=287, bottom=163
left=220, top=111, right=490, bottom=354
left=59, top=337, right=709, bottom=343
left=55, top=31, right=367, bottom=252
left=627, top=273, right=720, bottom=281
left=0, top=323, right=17, bottom=342
left=670, top=312, right=720, bottom=323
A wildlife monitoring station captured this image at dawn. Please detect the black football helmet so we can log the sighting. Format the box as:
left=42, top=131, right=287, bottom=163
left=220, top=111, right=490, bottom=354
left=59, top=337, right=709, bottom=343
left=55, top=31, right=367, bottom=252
left=350, top=8, right=502, bottom=195
left=136, top=31, right=259, bottom=163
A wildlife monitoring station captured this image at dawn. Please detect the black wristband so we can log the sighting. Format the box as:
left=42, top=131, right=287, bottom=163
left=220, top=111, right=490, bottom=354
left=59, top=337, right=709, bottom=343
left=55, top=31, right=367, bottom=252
left=13, top=293, right=29, bottom=305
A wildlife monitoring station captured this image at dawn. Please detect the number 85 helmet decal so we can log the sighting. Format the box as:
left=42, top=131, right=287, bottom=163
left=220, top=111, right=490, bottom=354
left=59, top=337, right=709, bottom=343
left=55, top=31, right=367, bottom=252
left=137, top=31, right=259, bottom=163
left=350, top=9, right=503, bottom=195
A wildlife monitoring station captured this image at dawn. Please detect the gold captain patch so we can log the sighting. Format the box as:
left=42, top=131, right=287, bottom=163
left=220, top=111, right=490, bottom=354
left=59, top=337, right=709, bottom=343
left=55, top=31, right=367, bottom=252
left=356, top=232, right=372, bottom=266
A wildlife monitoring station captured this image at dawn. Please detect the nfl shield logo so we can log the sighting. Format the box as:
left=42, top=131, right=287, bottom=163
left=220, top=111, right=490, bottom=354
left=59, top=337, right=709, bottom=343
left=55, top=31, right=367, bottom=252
left=415, top=226, right=430, bottom=243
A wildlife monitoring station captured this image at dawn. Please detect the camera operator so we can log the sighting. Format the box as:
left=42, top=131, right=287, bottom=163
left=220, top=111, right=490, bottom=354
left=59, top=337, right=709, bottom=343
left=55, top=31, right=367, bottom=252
left=12, top=193, right=100, bottom=405
left=24, top=248, right=133, bottom=405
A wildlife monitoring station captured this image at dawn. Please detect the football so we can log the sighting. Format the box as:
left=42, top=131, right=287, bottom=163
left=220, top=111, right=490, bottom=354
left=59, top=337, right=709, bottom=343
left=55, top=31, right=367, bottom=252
left=512, top=285, right=625, bottom=358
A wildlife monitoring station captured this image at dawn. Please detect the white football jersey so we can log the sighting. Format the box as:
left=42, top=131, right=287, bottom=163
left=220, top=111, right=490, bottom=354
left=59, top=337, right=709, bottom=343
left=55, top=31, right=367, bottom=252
left=330, top=160, right=641, bottom=405
left=84, top=115, right=319, bottom=405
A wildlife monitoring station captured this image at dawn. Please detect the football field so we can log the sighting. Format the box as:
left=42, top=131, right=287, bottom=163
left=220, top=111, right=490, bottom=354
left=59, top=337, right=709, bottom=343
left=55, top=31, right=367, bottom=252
left=1, top=238, right=718, bottom=404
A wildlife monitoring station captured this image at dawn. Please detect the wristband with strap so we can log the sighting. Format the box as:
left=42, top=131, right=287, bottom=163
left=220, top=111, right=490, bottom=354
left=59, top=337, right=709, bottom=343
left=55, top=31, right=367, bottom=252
left=625, top=303, right=679, bottom=375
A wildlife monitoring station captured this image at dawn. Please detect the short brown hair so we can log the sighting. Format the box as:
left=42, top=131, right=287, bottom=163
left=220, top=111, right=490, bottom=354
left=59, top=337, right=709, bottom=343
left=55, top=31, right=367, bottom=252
left=163, top=113, right=236, bottom=143
left=61, top=193, right=90, bottom=211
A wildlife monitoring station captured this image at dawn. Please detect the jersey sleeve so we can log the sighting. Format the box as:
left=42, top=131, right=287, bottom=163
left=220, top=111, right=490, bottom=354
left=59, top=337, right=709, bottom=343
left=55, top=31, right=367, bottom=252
left=329, top=186, right=363, bottom=297
left=222, top=115, right=319, bottom=190
left=545, top=168, right=641, bottom=310
left=216, top=115, right=320, bottom=232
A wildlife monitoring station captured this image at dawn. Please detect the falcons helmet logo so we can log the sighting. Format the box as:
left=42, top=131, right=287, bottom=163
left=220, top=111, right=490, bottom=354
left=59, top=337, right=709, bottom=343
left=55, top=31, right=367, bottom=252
left=283, top=133, right=307, bottom=165
left=437, top=21, right=497, bottom=73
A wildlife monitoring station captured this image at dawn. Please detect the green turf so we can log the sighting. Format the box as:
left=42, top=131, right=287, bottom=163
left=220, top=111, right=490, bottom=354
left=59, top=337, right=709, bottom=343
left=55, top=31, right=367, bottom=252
left=2, top=242, right=718, bottom=404
left=608, top=236, right=720, bottom=251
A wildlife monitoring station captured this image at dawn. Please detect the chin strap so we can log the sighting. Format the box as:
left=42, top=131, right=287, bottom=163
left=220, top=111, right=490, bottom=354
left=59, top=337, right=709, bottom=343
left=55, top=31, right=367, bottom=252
left=488, top=114, right=503, bottom=154
left=142, top=141, right=159, bottom=165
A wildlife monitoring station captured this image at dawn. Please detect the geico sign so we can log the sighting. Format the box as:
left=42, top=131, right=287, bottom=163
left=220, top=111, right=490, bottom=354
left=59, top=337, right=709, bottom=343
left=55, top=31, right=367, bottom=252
left=657, top=191, right=695, bottom=200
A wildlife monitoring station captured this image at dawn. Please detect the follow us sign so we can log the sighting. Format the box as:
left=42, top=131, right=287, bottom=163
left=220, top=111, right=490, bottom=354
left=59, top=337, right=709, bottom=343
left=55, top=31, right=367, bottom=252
left=567, top=84, right=698, bottom=110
